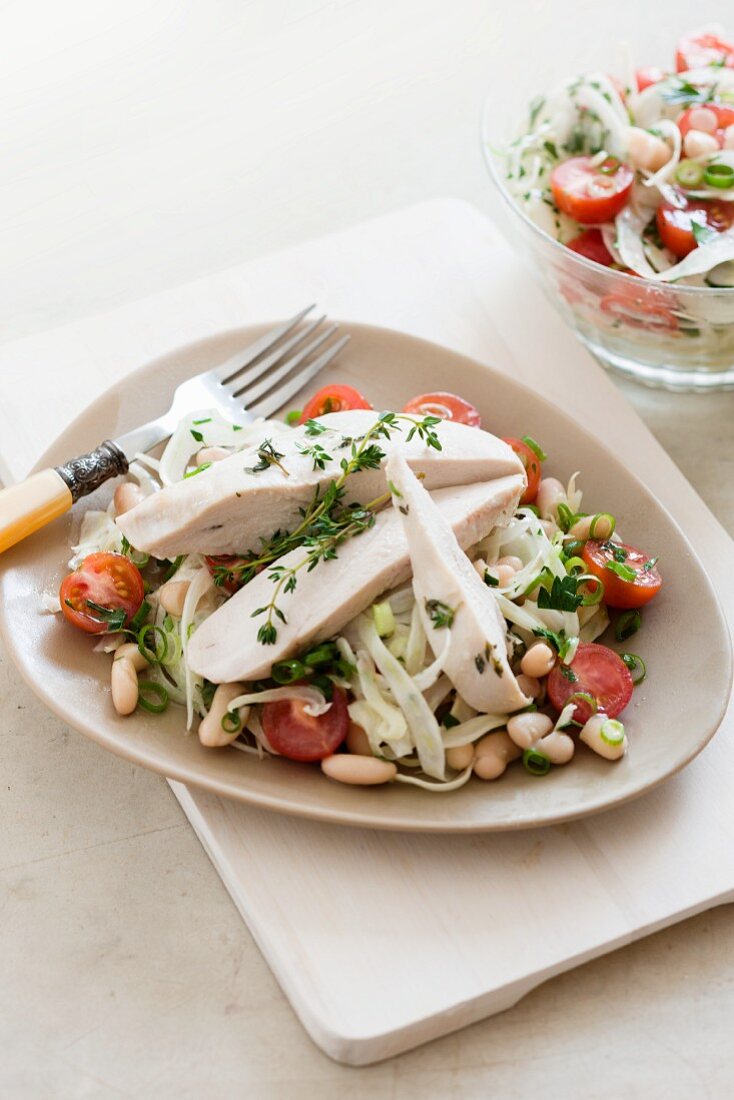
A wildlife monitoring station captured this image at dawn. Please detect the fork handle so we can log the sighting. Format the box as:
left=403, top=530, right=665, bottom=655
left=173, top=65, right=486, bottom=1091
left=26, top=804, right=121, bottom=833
left=0, top=441, right=128, bottom=553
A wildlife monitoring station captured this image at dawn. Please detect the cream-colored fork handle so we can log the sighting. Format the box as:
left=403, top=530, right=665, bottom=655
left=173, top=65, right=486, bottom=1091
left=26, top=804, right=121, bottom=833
left=0, top=470, right=73, bottom=553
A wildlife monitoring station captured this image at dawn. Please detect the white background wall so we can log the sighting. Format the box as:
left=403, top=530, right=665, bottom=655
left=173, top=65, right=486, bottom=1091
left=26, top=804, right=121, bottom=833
left=1, top=0, right=726, bottom=343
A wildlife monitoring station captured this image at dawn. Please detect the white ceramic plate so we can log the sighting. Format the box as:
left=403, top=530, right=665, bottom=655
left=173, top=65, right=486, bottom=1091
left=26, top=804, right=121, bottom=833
left=0, top=323, right=730, bottom=831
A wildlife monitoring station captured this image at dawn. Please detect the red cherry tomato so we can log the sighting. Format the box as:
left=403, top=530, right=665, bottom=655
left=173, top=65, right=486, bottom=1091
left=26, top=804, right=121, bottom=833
left=582, top=539, right=662, bottom=610
left=566, top=228, right=615, bottom=266
left=261, top=688, right=349, bottom=762
left=60, top=552, right=145, bottom=634
left=551, top=156, right=634, bottom=225
left=547, top=643, right=634, bottom=724
left=600, top=281, right=678, bottom=332
left=676, top=32, right=734, bottom=73
left=656, top=195, right=734, bottom=258
left=636, top=66, right=667, bottom=92
left=501, top=438, right=542, bottom=505
left=298, top=384, right=372, bottom=423
left=205, top=554, right=263, bottom=595
left=677, top=103, right=734, bottom=148
left=402, top=391, right=481, bottom=428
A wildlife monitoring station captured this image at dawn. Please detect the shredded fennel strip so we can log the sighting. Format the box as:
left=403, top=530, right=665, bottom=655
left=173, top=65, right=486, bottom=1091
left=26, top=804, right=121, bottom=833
left=181, top=567, right=215, bottom=729
left=395, top=765, right=474, bottom=792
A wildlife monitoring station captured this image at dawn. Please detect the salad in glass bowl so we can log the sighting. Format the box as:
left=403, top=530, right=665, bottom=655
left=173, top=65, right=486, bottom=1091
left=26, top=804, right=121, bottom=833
left=484, top=26, right=734, bottom=389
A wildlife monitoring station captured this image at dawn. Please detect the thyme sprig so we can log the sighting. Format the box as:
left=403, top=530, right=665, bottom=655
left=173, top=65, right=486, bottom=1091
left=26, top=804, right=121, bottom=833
left=245, top=439, right=290, bottom=477
left=245, top=411, right=442, bottom=644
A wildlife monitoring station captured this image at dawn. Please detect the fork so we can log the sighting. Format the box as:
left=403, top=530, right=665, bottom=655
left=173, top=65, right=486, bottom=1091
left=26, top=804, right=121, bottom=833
left=0, top=305, right=348, bottom=553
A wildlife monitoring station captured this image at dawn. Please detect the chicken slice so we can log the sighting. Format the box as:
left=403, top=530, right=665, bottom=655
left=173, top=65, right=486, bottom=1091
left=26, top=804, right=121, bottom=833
left=386, top=452, right=529, bottom=714
left=117, top=409, right=524, bottom=557
left=187, top=474, right=524, bottom=683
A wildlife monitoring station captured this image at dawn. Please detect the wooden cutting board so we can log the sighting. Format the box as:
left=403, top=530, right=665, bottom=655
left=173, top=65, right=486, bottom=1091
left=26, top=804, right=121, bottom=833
left=0, top=198, right=732, bottom=1064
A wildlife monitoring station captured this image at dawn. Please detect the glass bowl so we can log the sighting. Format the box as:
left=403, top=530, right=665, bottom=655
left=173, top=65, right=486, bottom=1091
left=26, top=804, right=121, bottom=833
left=481, top=104, right=734, bottom=391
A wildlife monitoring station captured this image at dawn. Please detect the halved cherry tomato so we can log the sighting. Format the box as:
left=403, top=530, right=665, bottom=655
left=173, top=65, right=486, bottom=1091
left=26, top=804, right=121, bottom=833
left=677, top=103, right=734, bottom=148
left=676, top=32, right=734, bottom=73
left=501, top=438, right=542, bottom=505
left=636, top=66, right=667, bottom=92
left=402, top=391, right=481, bottom=428
left=298, top=384, right=372, bottom=423
left=566, top=228, right=615, bottom=267
left=261, top=688, right=349, bottom=762
left=582, top=539, right=662, bottom=610
left=551, top=156, right=634, bottom=225
left=656, top=195, right=734, bottom=258
left=600, top=282, right=678, bottom=332
left=547, top=643, right=634, bottom=724
left=60, top=552, right=145, bottom=634
left=205, top=554, right=263, bottom=595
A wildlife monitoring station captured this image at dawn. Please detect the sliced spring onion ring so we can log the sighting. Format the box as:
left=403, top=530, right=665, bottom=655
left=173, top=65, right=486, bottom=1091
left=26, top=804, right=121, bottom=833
left=615, top=609, right=641, bottom=642
left=704, top=163, right=734, bottom=189
left=564, top=556, right=586, bottom=574
left=137, top=681, right=169, bottom=714
left=138, top=623, right=169, bottom=664
left=600, top=718, right=625, bottom=745
left=221, top=710, right=242, bottom=734
left=676, top=159, right=705, bottom=188
left=578, top=573, right=604, bottom=606
left=522, top=748, right=551, bottom=776
left=271, top=659, right=306, bottom=684
left=589, top=513, right=615, bottom=538
left=622, top=652, right=646, bottom=685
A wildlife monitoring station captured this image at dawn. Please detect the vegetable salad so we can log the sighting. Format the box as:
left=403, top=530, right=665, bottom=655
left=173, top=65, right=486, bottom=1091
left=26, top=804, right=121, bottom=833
left=52, top=385, right=662, bottom=793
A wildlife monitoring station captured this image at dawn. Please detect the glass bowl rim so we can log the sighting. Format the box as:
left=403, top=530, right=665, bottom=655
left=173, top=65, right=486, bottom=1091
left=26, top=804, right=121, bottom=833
left=480, top=91, right=734, bottom=299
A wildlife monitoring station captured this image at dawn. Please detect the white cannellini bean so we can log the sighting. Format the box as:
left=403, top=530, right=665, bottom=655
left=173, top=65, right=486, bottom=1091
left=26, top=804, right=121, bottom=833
left=536, top=728, right=575, bottom=765
left=579, top=714, right=628, bottom=761
left=687, top=107, right=718, bottom=134
left=446, top=743, right=475, bottom=771
left=473, top=731, right=522, bottom=780
left=568, top=513, right=614, bottom=540
left=683, top=129, right=719, bottom=158
left=516, top=673, right=541, bottom=699
left=506, top=712, right=553, bottom=750
left=198, top=682, right=248, bottom=748
left=113, top=481, right=145, bottom=516
left=536, top=478, right=566, bottom=521
left=321, top=754, right=397, bottom=785
left=158, top=580, right=191, bottom=617
left=346, top=722, right=372, bottom=756
left=520, top=642, right=556, bottom=679
left=114, top=642, right=149, bottom=672
left=625, top=126, right=672, bottom=172
left=196, top=446, right=231, bottom=465
left=724, top=124, right=734, bottom=151
left=111, top=657, right=138, bottom=716
left=497, top=555, right=523, bottom=572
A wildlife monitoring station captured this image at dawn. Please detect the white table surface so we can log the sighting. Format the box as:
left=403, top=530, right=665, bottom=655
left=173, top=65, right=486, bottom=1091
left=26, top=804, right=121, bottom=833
left=2, top=2, right=734, bottom=1097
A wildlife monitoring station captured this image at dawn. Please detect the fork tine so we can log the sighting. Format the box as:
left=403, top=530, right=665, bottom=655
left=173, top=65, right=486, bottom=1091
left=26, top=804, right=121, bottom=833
left=211, top=304, right=315, bottom=383
left=224, top=314, right=328, bottom=396
left=246, top=335, right=351, bottom=420
left=232, top=322, right=338, bottom=403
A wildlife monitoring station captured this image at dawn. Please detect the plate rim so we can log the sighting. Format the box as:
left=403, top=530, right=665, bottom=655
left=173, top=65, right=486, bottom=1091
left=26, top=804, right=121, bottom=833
left=2, top=319, right=731, bottom=832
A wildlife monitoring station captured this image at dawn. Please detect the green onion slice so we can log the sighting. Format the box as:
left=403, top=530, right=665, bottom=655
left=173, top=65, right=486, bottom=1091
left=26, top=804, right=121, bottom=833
left=576, top=573, right=604, bottom=606
left=622, top=652, right=646, bottom=685
left=221, top=710, right=242, bottom=734
left=137, top=681, right=169, bottom=714
left=589, top=512, right=615, bottom=538
left=521, top=435, right=548, bottom=462
left=285, top=409, right=302, bottom=426
left=522, top=748, right=551, bottom=776
left=615, top=609, right=641, bottom=641
left=605, top=560, right=637, bottom=583
left=271, top=658, right=306, bottom=684
left=704, top=163, right=734, bottom=189
left=556, top=503, right=576, bottom=533
left=137, top=623, right=170, bottom=665
left=600, top=718, right=625, bottom=745
left=566, top=691, right=598, bottom=716
left=564, top=556, right=586, bottom=575
left=675, top=159, right=705, bottom=188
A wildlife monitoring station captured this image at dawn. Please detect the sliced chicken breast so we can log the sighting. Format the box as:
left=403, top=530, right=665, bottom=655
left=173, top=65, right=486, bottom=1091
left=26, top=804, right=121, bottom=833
left=187, top=474, right=524, bottom=683
left=117, top=409, right=524, bottom=557
left=386, top=452, right=529, bottom=714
